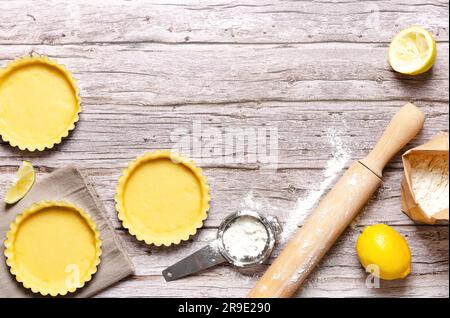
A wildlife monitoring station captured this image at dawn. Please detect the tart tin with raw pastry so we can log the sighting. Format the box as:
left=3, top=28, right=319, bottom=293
left=115, top=150, right=210, bottom=246
left=0, top=56, right=81, bottom=151
left=4, top=201, right=102, bottom=297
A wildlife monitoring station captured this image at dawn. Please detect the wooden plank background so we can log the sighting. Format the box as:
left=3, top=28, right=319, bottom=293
left=0, top=0, right=448, bottom=297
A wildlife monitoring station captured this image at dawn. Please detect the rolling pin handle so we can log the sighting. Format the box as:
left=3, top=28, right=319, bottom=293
left=360, top=103, right=425, bottom=177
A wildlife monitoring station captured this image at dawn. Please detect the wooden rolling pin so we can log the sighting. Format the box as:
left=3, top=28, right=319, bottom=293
left=248, top=103, right=425, bottom=298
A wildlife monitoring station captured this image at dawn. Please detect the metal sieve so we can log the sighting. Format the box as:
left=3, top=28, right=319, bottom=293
left=162, top=210, right=282, bottom=282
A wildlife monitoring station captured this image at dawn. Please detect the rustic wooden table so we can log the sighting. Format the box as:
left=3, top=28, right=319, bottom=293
left=0, top=0, right=448, bottom=298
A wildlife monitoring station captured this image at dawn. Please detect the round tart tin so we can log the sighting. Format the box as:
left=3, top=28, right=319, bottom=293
left=4, top=201, right=102, bottom=296
left=115, top=150, right=210, bottom=246
left=0, top=56, right=81, bottom=151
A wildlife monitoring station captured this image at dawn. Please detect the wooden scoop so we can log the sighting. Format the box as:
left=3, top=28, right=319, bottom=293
left=248, top=103, right=425, bottom=298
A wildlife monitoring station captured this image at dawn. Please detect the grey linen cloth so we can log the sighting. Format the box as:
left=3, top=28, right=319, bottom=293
left=0, top=166, right=134, bottom=297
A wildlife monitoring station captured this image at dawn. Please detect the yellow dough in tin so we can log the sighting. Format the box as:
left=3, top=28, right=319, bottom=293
left=4, top=202, right=102, bottom=296
left=115, top=151, right=210, bottom=246
left=0, top=56, right=80, bottom=151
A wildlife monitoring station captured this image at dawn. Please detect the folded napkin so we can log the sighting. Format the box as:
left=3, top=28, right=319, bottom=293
left=0, top=166, right=134, bottom=297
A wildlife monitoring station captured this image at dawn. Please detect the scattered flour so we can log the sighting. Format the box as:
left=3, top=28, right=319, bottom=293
left=243, top=191, right=263, bottom=211
left=239, top=129, right=351, bottom=243
left=281, top=128, right=351, bottom=242
left=348, top=173, right=359, bottom=186
left=226, top=128, right=352, bottom=284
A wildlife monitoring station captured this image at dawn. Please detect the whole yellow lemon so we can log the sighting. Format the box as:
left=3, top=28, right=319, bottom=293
left=356, top=224, right=411, bottom=280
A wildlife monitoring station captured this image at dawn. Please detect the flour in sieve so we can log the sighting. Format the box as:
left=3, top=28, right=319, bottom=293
left=222, top=216, right=269, bottom=261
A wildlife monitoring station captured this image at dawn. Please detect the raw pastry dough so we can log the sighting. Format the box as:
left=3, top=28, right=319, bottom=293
left=0, top=56, right=80, bottom=151
left=115, top=151, right=210, bottom=246
left=4, top=202, right=101, bottom=296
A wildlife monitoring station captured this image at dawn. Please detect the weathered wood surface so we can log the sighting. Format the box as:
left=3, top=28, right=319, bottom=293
left=0, top=0, right=448, bottom=297
left=1, top=0, right=449, bottom=44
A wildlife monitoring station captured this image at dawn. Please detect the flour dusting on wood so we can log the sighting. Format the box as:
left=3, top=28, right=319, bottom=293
left=281, top=128, right=352, bottom=242
left=239, top=129, right=351, bottom=243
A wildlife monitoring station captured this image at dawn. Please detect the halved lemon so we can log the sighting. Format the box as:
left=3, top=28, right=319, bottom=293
left=5, top=161, right=36, bottom=204
left=389, top=26, right=436, bottom=75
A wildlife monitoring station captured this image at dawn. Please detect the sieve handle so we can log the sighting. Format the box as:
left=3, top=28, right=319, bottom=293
left=162, top=241, right=226, bottom=282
